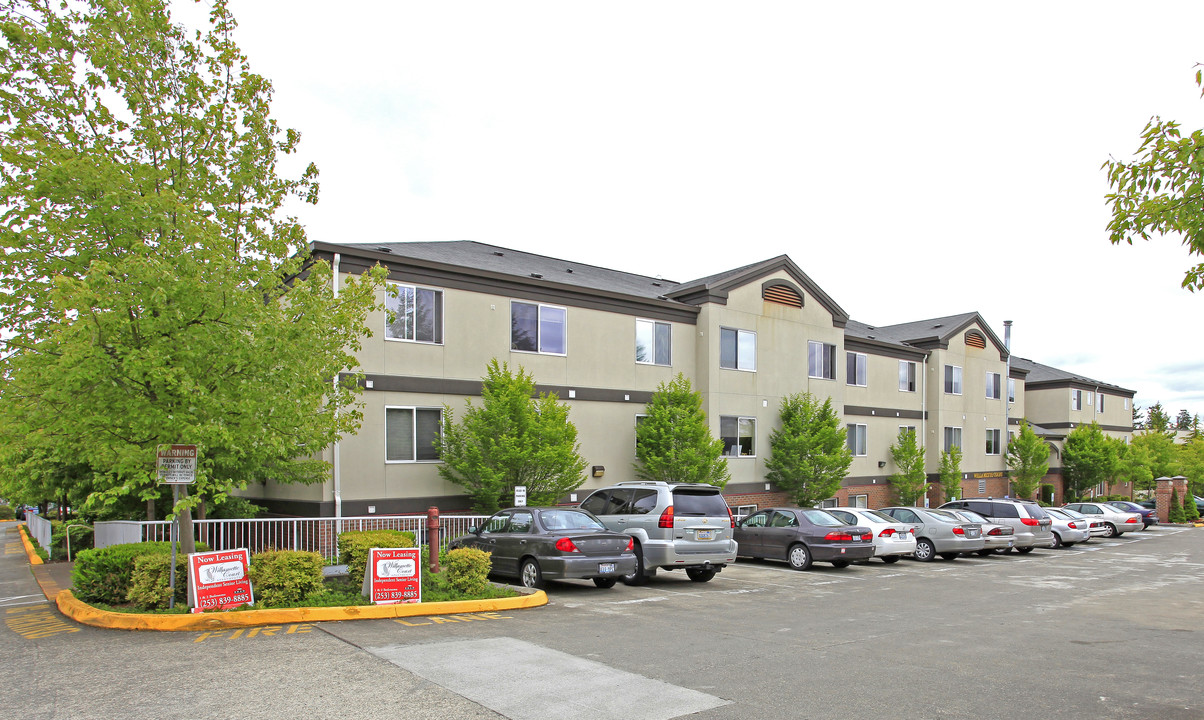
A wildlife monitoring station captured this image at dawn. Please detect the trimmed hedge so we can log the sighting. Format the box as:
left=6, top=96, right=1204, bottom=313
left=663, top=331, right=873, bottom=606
left=72, top=541, right=209, bottom=605
left=127, top=553, right=190, bottom=610
left=444, top=547, right=492, bottom=595
left=248, top=550, right=325, bottom=607
left=0, top=505, right=15, bottom=520
left=337, top=530, right=416, bottom=588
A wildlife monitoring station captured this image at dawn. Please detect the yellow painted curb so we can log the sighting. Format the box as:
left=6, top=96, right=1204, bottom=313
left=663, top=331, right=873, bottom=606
left=17, top=524, right=43, bottom=565
left=56, top=587, right=548, bottom=632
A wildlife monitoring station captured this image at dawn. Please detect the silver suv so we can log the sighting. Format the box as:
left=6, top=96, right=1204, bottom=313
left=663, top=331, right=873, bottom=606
left=939, top=498, right=1053, bottom=552
left=578, top=481, right=737, bottom=584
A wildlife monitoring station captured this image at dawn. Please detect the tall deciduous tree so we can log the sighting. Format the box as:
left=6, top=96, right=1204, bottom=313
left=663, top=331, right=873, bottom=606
left=1062, top=423, right=1117, bottom=501
left=889, top=429, right=928, bottom=505
left=937, top=446, right=962, bottom=503
left=0, top=0, right=385, bottom=544
left=438, top=360, right=587, bottom=513
left=1006, top=421, right=1049, bottom=501
left=634, top=374, right=728, bottom=487
left=765, top=393, right=851, bottom=507
left=1104, top=68, right=1204, bottom=292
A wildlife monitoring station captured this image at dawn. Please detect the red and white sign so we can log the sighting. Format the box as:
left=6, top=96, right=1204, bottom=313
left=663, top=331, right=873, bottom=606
left=157, top=444, right=198, bottom=485
left=366, top=547, right=421, bottom=605
left=188, top=548, right=254, bottom=613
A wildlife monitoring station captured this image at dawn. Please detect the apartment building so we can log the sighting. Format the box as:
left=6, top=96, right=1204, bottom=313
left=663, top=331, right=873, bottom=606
left=242, top=241, right=1133, bottom=516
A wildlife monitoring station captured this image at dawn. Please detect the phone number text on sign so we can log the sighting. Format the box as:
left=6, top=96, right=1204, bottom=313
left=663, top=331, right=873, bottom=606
left=188, top=549, right=254, bottom=614
left=368, top=548, right=421, bottom=605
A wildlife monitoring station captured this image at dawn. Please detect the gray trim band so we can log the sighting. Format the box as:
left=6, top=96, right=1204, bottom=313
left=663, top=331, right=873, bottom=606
left=346, top=373, right=655, bottom=404
left=843, top=406, right=927, bottom=420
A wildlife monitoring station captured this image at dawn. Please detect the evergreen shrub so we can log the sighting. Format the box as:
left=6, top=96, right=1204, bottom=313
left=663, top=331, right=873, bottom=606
left=72, top=541, right=209, bottom=605
left=444, top=547, right=492, bottom=595
left=1169, top=489, right=1186, bottom=523
left=249, top=550, right=325, bottom=606
left=126, top=553, right=190, bottom=610
left=337, top=530, right=416, bottom=588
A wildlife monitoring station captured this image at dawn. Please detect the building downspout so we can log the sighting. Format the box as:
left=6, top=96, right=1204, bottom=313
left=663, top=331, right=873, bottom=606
left=1003, top=321, right=1012, bottom=485
left=332, top=253, right=342, bottom=529
left=921, top=354, right=928, bottom=465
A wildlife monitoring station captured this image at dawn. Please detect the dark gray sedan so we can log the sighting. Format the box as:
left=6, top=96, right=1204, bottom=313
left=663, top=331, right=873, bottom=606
left=448, top=507, right=637, bottom=589
left=735, top=507, right=874, bottom=570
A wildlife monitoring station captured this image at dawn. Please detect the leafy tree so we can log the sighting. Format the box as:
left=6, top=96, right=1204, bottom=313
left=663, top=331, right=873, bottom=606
left=765, top=393, right=851, bottom=506
left=1130, top=430, right=1178, bottom=483
left=1062, top=423, right=1117, bottom=501
left=1180, top=435, right=1204, bottom=497
left=937, top=446, right=962, bottom=503
left=438, top=360, right=588, bottom=513
left=1146, top=403, right=1173, bottom=435
left=1104, top=68, right=1204, bottom=291
left=634, top=374, right=728, bottom=487
left=1115, top=439, right=1155, bottom=499
left=1007, top=421, right=1049, bottom=500
left=0, top=0, right=385, bottom=548
left=1175, top=409, right=1194, bottom=431
left=889, top=429, right=928, bottom=505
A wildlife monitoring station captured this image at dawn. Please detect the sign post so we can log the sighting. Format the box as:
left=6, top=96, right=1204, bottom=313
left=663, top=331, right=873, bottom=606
left=157, top=444, right=198, bottom=609
left=514, top=485, right=527, bottom=507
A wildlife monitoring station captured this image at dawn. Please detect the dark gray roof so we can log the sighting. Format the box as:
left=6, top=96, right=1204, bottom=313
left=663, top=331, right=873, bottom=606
left=666, top=254, right=850, bottom=325
left=873, top=312, right=994, bottom=347
left=1010, top=356, right=1135, bottom=395
left=844, top=319, right=928, bottom=356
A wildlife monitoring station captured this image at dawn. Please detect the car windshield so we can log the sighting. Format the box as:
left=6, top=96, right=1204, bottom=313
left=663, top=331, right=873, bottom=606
left=860, top=510, right=897, bottom=524
left=925, top=509, right=960, bottom=524
left=540, top=510, right=607, bottom=531
left=800, top=509, right=845, bottom=527
left=1044, top=508, right=1068, bottom=520
left=1059, top=508, right=1087, bottom=520
left=956, top=510, right=989, bottom=524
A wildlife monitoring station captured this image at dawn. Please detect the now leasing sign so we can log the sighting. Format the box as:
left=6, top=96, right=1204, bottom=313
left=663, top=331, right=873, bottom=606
left=188, top=549, right=254, bottom=613
left=364, top=548, right=421, bottom=605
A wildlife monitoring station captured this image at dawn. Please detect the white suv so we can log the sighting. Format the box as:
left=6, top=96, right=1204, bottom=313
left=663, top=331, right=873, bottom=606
left=578, top=481, right=737, bottom=584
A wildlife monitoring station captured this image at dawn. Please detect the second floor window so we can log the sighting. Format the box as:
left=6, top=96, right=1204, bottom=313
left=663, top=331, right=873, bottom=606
left=809, top=341, right=836, bottom=379
left=720, top=328, right=756, bottom=371
left=635, top=319, right=671, bottom=366
left=986, top=428, right=1001, bottom=455
left=721, top=416, right=756, bottom=457
left=1071, top=389, right=1082, bottom=411
left=1008, top=378, right=1016, bottom=403
left=944, top=365, right=962, bottom=395
left=1097, top=393, right=1105, bottom=412
left=386, top=407, right=442, bottom=462
left=986, top=372, right=1001, bottom=399
left=846, top=352, right=867, bottom=387
left=899, top=360, right=917, bottom=392
left=944, top=426, right=962, bottom=452
left=511, top=301, right=566, bottom=355
left=385, top=283, right=443, bottom=344
left=847, top=424, right=867, bottom=456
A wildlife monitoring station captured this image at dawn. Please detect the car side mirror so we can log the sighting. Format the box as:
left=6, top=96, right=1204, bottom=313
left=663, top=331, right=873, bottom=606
left=468, top=526, right=478, bottom=534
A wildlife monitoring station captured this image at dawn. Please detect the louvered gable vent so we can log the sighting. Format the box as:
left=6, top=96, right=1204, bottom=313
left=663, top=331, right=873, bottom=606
left=763, top=283, right=803, bottom=308
left=964, top=330, right=986, bottom=349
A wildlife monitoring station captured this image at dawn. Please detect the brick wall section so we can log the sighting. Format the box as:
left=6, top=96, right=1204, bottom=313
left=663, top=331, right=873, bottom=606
left=724, top=491, right=792, bottom=511
left=1156, top=476, right=1189, bottom=524
left=828, top=483, right=897, bottom=509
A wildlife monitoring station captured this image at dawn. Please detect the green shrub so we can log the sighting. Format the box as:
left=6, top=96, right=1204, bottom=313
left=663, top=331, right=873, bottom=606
left=72, top=541, right=209, bottom=605
left=248, top=550, right=325, bottom=607
left=444, top=547, right=492, bottom=595
left=126, top=553, right=191, bottom=610
left=0, top=505, right=15, bottom=520
left=337, top=530, right=416, bottom=588
left=1184, top=493, right=1200, bottom=523
left=1169, top=489, right=1186, bottom=523
left=50, top=520, right=93, bottom=558
left=1040, top=484, right=1055, bottom=504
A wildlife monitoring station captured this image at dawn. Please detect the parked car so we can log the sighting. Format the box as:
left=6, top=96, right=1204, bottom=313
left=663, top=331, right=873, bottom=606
left=578, top=481, right=736, bottom=584
left=939, top=498, right=1053, bottom=552
left=945, top=508, right=1014, bottom=555
left=1106, top=500, right=1158, bottom=529
left=448, top=507, right=637, bottom=589
left=1056, top=506, right=1109, bottom=538
left=734, top=507, right=874, bottom=570
left=825, top=507, right=917, bottom=563
left=1062, top=502, right=1143, bottom=537
left=1043, top=507, right=1093, bottom=548
left=879, top=507, right=985, bottom=561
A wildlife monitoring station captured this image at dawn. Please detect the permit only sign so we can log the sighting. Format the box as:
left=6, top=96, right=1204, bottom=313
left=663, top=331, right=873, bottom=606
left=364, top=547, right=421, bottom=604
left=157, top=444, right=197, bottom=484
left=188, top=549, right=254, bottom=613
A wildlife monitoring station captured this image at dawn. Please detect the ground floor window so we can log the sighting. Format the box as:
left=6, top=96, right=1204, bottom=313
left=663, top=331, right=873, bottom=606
left=386, top=407, right=442, bottom=462
left=721, top=416, right=756, bottom=457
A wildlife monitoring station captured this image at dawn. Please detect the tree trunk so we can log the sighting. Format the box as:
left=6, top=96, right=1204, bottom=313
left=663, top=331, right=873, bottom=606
left=147, top=498, right=155, bottom=522
left=178, top=485, right=196, bottom=555
left=197, top=497, right=206, bottom=522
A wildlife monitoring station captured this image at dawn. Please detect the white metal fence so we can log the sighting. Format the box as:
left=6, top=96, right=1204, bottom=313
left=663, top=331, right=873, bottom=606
left=26, top=513, right=52, bottom=552
left=92, top=515, right=490, bottom=564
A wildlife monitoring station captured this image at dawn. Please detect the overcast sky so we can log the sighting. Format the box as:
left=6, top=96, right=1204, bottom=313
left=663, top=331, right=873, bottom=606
left=204, top=1, right=1203, bottom=423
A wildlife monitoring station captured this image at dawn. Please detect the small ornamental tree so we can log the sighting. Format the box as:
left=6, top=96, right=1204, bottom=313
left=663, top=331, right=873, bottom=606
left=889, top=429, right=928, bottom=506
left=634, top=374, right=728, bottom=487
left=938, top=446, right=963, bottom=503
left=764, top=393, right=851, bottom=507
left=438, top=360, right=588, bottom=512
left=1063, top=423, right=1116, bottom=502
left=1169, top=488, right=1186, bottom=523
left=1007, top=421, right=1049, bottom=501
left=1184, top=492, right=1200, bottom=523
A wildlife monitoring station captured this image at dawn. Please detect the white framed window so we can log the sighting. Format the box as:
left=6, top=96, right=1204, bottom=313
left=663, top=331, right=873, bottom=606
left=944, top=365, right=962, bottom=395
left=720, top=416, right=756, bottom=457
left=386, top=407, right=442, bottom=462
left=1097, top=393, right=1104, bottom=412
left=635, top=319, right=671, bottom=366
left=720, top=328, right=756, bottom=371
left=511, top=301, right=567, bottom=355
left=1008, top=378, right=1016, bottom=403
left=1071, top=389, right=1082, bottom=411
left=1124, top=398, right=1130, bottom=410
left=986, top=428, right=1001, bottom=455
left=850, top=494, right=868, bottom=508
left=1087, top=392, right=1093, bottom=407
left=819, top=498, right=839, bottom=509
left=809, top=341, right=837, bottom=380
left=899, top=425, right=917, bottom=438
left=943, top=426, right=962, bottom=452
left=847, top=423, right=867, bottom=456
left=985, top=372, right=1001, bottom=399
left=846, top=352, right=867, bottom=387
left=385, top=282, right=444, bottom=344
left=899, top=360, right=917, bottom=392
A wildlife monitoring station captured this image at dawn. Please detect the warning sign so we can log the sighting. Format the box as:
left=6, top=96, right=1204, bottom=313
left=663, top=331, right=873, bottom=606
left=157, top=445, right=197, bottom=485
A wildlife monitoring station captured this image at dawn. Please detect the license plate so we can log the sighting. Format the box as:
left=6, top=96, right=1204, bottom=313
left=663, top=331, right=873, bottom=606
left=696, top=529, right=714, bottom=541
left=598, top=563, right=615, bottom=574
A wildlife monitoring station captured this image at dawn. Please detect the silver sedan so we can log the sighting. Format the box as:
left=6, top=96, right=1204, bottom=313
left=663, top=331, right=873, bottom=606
left=1043, top=507, right=1093, bottom=548
left=946, top=509, right=1014, bottom=555
left=1062, top=502, right=1144, bottom=537
left=827, top=507, right=918, bottom=563
left=879, top=507, right=984, bottom=561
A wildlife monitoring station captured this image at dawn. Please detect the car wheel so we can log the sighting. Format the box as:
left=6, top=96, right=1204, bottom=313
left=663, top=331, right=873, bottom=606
left=1102, top=523, right=1117, bottom=538
left=622, top=543, right=650, bottom=586
left=787, top=543, right=813, bottom=570
left=592, top=577, right=617, bottom=589
left=520, top=558, right=544, bottom=589
left=977, top=549, right=993, bottom=557
left=992, top=547, right=1013, bottom=555
left=913, top=539, right=935, bottom=562
left=831, top=560, right=850, bottom=568
left=1063, top=542, right=1075, bottom=547
left=686, top=568, right=716, bottom=582
left=881, top=555, right=901, bottom=564
left=1050, top=533, right=1063, bottom=549
left=939, top=553, right=959, bottom=561
left=1016, top=546, right=1034, bottom=554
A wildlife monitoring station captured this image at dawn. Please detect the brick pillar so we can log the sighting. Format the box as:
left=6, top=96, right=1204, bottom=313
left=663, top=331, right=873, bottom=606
left=1155, top=476, right=1186, bottom=524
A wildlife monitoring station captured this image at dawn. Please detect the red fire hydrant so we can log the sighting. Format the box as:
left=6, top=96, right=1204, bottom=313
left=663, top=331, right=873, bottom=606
left=426, top=506, right=440, bottom=573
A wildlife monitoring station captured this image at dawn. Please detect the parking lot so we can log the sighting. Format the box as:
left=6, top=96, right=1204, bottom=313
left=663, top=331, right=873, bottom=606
left=6, top=524, right=1204, bottom=719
